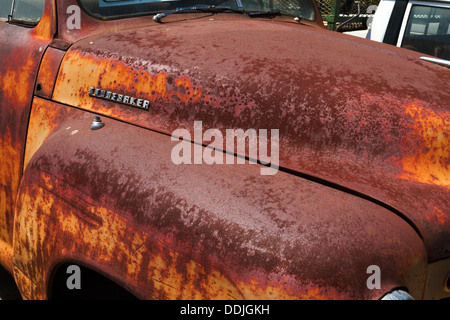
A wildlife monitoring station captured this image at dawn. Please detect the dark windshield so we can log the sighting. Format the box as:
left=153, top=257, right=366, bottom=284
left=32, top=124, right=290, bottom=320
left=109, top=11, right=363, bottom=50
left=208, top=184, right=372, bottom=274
left=79, top=0, right=316, bottom=21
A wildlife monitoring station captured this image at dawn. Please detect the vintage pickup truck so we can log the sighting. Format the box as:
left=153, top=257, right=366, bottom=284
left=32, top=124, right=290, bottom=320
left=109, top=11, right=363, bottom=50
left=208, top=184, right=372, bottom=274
left=0, top=0, right=449, bottom=300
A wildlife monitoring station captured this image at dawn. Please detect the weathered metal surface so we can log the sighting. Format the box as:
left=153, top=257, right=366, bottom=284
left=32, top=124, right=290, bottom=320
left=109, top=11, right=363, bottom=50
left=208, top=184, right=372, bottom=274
left=0, top=240, right=14, bottom=273
left=35, top=46, right=66, bottom=99
left=15, top=97, right=427, bottom=300
left=1, top=0, right=447, bottom=300
left=0, top=0, right=55, bottom=272
left=51, top=16, right=450, bottom=263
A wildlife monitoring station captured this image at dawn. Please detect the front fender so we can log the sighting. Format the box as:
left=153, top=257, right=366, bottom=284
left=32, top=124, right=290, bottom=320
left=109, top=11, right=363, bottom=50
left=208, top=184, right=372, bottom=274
left=14, top=98, right=427, bottom=299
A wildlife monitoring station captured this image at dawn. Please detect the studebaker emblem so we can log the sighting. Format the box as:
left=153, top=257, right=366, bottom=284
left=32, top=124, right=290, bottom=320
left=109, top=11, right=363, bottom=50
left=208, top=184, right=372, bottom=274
left=89, top=87, right=150, bottom=110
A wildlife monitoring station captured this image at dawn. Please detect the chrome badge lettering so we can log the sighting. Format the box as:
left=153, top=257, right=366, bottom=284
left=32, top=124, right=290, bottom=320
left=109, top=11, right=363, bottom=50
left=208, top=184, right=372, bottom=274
left=89, top=87, right=150, bottom=110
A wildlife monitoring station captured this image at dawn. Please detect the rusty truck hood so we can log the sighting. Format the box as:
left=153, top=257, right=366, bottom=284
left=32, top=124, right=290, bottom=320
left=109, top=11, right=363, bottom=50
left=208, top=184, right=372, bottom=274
left=52, top=15, right=450, bottom=261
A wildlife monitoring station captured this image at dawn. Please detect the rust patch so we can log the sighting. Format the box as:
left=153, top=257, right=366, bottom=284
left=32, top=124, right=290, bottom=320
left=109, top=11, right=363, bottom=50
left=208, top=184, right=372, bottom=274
left=426, top=207, right=449, bottom=226
left=53, top=51, right=202, bottom=114
left=0, top=239, right=14, bottom=273
left=0, top=0, right=55, bottom=246
left=35, top=47, right=66, bottom=99
left=0, top=131, right=21, bottom=244
left=396, top=102, right=450, bottom=187
left=23, top=98, right=80, bottom=171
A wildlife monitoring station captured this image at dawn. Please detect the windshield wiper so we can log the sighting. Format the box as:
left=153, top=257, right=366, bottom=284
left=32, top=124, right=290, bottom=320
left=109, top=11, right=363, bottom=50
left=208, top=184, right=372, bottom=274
left=153, top=4, right=244, bottom=23
left=247, top=9, right=281, bottom=17
left=247, top=9, right=302, bottom=22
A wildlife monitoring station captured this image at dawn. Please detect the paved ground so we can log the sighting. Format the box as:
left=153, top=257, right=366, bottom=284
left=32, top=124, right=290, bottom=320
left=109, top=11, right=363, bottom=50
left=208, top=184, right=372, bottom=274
left=0, top=265, right=22, bottom=300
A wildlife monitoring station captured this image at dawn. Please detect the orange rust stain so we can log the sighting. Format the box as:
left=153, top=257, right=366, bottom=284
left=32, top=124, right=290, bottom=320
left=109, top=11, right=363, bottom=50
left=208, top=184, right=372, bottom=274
left=0, top=131, right=21, bottom=244
left=53, top=52, right=202, bottom=112
left=237, top=278, right=347, bottom=300
left=13, top=266, right=33, bottom=300
left=23, top=98, right=67, bottom=171
left=1, top=55, right=36, bottom=107
left=30, top=0, right=55, bottom=42
left=35, top=48, right=66, bottom=99
left=16, top=178, right=344, bottom=300
left=0, top=240, right=14, bottom=273
left=175, top=75, right=202, bottom=103
left=41, top=172, right=54, bottom=191
left=396, top=102, right=450, bottom=187
left=139, top=253, right=246, bottom=300
left=14, top=185, right=52, bottom=284
left=426, top=207, right=449, bottom=226
left=16, top=182, right=244, bottom=299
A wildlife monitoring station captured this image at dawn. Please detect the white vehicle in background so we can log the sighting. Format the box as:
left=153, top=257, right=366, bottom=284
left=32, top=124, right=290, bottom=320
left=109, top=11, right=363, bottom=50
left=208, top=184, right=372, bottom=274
left=366, top=0, right=450, bottom=63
